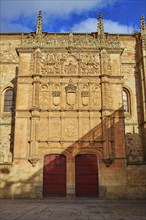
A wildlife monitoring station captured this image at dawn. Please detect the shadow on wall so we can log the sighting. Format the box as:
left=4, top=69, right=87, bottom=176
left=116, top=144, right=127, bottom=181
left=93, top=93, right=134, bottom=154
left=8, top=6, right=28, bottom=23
left=0, top=107, right=143, bottom=198
left=134, top=35, right=146, bottom=160
left=0, top=67, right=18, bottom=164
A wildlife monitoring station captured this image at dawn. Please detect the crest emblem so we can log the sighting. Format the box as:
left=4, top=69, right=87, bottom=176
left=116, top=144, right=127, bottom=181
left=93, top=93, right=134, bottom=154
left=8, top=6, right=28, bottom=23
left=52, top=91, right=60, bottom=106
left=65, top=84, right=77, bottom=106
left=81, top=91, right=89, bottom=106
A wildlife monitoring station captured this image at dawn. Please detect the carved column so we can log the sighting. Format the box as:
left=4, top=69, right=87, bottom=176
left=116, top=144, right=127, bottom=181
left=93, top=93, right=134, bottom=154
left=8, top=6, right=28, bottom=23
left=29, top=48, right=41, bottom=167
left=32, top=48, right=42, bottom=108
left=29, top=111, right=40, bottom=167
left=100, top=49, right=113, bottom=166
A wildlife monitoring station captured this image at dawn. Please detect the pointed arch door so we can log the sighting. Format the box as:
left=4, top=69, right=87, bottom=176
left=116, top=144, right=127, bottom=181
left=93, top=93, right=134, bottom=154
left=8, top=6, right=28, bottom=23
left=43, top=154, right=66, bottom=197
left=75, top=154, right=99, bottom=197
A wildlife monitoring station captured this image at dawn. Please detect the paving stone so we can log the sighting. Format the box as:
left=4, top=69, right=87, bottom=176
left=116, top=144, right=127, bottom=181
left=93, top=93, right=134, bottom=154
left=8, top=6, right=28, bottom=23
left=0, top=199, right=146, bottom=220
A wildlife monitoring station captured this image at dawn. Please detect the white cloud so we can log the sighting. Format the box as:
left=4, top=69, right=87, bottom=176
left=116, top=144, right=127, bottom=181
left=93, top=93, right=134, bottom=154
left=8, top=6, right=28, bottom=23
left=0, top=0, right=119, bottom=33
left=68, top=18, right=97, bottom=33
left=0, top=0, right=136, bottom=34
left=1, top=0, right=118, bottom=19
left=70, top=18, right=134, bottom=34
left=104, top=19, right=134, bottom=34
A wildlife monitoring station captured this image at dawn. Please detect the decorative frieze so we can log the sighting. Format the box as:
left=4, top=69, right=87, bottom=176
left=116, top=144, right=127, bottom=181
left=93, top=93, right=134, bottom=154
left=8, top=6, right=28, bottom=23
left=20, top=32, right=121, bottom=50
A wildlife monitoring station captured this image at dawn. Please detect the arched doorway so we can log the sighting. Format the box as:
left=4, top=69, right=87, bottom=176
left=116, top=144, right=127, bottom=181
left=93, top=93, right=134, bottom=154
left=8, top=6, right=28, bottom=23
left=43, top=154, right=66, bottom=197
left=75, top=154, right=99, bottom=197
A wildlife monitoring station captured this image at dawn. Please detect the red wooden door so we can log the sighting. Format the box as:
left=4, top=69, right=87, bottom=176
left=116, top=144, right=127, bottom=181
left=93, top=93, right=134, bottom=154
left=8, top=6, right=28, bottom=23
left=75, top=154, right=98, bottom=197
left=43, top=154, right=66, bottom=197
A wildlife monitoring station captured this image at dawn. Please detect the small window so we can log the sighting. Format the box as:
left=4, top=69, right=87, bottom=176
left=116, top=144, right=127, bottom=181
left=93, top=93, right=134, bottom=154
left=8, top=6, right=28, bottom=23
left=123, top=89, right=130, bottom=113
left=4, top=89, right=15, bottom=112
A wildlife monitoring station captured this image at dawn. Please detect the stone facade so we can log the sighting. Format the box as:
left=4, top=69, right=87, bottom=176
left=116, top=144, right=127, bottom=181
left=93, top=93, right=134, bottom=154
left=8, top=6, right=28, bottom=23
left=0, top=12, right=146, bottom=199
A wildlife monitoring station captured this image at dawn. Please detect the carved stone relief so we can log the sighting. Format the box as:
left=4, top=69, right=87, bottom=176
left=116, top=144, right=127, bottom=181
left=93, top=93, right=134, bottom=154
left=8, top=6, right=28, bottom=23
left=52, top=84, right=61, bottom=107
left=64, top=118, right=78, bottom=140
left=65, top=83, right=77, bottom=109
left=64, top=56, right=78, bottom=75
left=81, top=84, right=89, bottom=107
left=30, top=52, right=35, bottom=75
left=92, top=84, right=101, bottom=108
left=39, top=84, right=49, bottom=109
left=81, top=63, right=99, bottom=75
left=38, top=119, right=48, bottom=140
left=49, top=118, right=60, bottom=140
left=102, top=50, right=111, bottom=75
left=21, top=32, right=121, bottom=49
left=81, top=118, right=90, bottom=137
left=40, top=52, right=101, bottom=76
left=121, top=63, right=135, bottom=81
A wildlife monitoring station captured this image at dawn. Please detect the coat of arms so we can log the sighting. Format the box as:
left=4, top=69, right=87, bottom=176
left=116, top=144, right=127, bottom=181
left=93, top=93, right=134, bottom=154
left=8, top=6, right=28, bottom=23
left=52, top=91, right=60, bottom=106
left=65, top=84, right=77, bottom=106
left=81, top=91, right=89, bottom=106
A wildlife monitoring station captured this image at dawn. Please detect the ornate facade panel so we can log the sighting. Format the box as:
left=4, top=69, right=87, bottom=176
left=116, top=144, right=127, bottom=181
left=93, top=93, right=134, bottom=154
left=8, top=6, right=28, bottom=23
left=121, top=63, right=135, bottom=81
left=63, top=117, right=78, bottom=141
left=100, top=50, right=111, bottom=75
left=64, top=83, right=78, bottom=109
left=64, top=55, right=78, bottom=75
left=80, top=117, right=90, bottom=138
left=91, top=84, right=101, bottom=110
left=38, top=119, right=49, bottom=141
left=49, top=117, right=61, bottom=140
left=39, top=84, right=49, bottom=109
left=80, top=84, right=89, bottom=108
left=50, top=83, right=61, bottom=109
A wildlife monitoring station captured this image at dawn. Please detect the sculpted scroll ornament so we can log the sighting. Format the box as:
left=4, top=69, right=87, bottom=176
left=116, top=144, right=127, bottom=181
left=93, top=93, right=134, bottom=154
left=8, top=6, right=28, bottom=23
left=81, top=63, right=99, bottom=75
left=41, top=53, right=62, bottom=75
left=41, top=52, right=101, bottom=76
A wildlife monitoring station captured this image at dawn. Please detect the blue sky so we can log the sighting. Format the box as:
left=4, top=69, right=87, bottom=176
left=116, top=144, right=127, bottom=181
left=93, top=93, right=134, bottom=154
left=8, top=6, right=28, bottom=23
left=0, top=0, right=146, bottom=34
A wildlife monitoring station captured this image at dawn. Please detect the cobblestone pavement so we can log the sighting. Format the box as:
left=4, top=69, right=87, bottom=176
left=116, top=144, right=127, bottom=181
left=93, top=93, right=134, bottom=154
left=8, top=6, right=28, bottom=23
left=0, top=199, right=146, bottom=220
